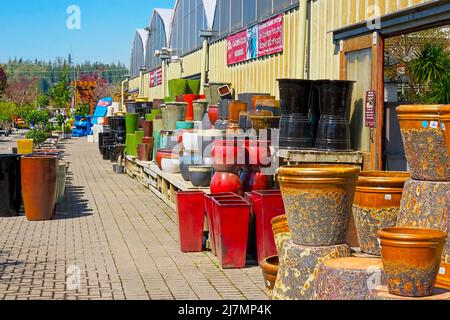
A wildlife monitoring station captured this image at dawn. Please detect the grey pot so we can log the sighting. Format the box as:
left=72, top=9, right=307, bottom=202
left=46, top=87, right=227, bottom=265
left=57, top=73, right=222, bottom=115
left=162, top=102, right=187, bottom=130
left=189, top=165, right=213, bottom=188
left=193, top=100, right=208, bottom=122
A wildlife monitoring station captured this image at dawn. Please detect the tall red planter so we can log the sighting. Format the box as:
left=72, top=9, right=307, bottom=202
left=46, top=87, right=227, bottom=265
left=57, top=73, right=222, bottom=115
left=21, top=155, right=58, bottom=221
left=176, top=191, right=205, bottom=252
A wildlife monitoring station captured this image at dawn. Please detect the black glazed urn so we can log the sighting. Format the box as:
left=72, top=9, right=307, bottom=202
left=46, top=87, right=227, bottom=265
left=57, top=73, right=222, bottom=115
left=0, top=154, right=22, bottom=217
left=314, top=80, right=354, bottom=151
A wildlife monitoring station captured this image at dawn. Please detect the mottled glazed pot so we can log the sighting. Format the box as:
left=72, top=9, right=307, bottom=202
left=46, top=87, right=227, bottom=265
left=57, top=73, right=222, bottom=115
left=259, top=256, right=279, bottom=299
left=162, top=102, right=187, bottom=130
left=0, top=154, right=21, bottom=217
left=439, top=105, right=450, bottom=155
left=137, top=143, right=153, bottom=162
left=397, top=105, right=449, bottom=181
left=255, top=99, right=281, bottom=116
left=252, top=96, right=275, bottom=112
left=141, top=120, right=153, bottom=138
left=379, top=228, right=447, bottom=298
left=437, top=191, right=450, bottom=290
left=271, top=214, right=292, bottom=257
left=313, top=257, right=385, bottom=300
left=277, top=164, right=360, bottom=246
left=272, top=240, right=352, bottom=300
left=353, top=171, right=410, bottom=256
left=21, top=155, right=58, bottom=221
left=227, top=101, right=247, bottom=131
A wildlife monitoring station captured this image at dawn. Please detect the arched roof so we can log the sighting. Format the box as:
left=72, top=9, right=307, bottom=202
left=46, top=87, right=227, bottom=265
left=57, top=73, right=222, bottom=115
left=150, top=8, right=174, bottom=45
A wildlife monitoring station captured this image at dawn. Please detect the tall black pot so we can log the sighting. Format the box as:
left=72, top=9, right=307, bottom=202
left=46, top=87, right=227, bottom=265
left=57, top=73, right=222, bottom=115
left=314, top=80, right=354, bottom=151
left=0, top=155, right=22, bottom=217
left=277, top=79, right=315, bottom=149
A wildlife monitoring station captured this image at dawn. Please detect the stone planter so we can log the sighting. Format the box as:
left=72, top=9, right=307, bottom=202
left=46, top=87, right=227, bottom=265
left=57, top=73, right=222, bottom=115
left=379, top=227, right=447, bottom=297
left=272, top=240, right=352, bottom=300
left=162, top=102, right=187, bottom=130
left=21, top=155, right=58, bottom=221
left=397, top=105, right=449, bottom=181
left=353, top=171, right=410, bottom=256
left=0, top=155, right=21, bottom=217
left=277, top=164, right=360, bottom=246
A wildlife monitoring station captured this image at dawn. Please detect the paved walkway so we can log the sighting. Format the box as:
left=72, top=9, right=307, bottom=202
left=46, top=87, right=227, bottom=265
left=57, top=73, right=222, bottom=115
left=0, top=138, right=266, bottom=300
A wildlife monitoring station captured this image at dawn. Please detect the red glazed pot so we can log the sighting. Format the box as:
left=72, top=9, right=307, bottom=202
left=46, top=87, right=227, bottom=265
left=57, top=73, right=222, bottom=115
left=208, top=105, right=219, bottom=126
left=156, top=148, right=177, bottom=170
left=21, top=155, right=58, bottom=221
left=212, top=139, right=246, bottom=173
left=246, top=140, right=272, bottom=167
left=210, top=172, right=243, bottom=195
left=177, top=191, right=205, bottom=253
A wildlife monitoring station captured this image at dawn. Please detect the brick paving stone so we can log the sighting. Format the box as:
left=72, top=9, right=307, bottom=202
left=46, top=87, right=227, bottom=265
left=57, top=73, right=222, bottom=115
left=0, top=138, right=266, bottom=300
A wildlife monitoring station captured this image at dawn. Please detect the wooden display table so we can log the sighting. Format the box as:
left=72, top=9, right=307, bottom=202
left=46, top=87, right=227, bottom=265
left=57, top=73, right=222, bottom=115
left=371, top=286, right=450, bottom=300
left=278, top=149, right=364, bottom=166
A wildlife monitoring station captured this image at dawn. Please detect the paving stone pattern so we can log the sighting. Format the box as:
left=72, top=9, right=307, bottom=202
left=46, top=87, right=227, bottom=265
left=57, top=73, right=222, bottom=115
left=0, top=138, right=267, bottom=300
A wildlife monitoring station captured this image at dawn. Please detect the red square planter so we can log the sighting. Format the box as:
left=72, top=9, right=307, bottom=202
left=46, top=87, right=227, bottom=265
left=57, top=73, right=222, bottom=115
left=213, top=198, right=251, bottom=269
left=176, top=191, right=205, bottom=253
left=249, top=190, right=285, bottom=264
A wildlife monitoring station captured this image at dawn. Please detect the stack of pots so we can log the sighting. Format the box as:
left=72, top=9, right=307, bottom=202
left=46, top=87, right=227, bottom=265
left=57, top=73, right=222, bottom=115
left=137, top=120, right=154, bottom=162
left=385, top=104, right=450, bottom=297
left=273, top=164, right=360, bottom=300
left=125, top=113, right=140, bottom=156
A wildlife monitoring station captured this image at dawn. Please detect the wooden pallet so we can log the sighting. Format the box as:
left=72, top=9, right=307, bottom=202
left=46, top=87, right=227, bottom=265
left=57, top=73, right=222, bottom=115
left=277, top=149, right=364, bottom=166
left=125, top=155, right=210, bottom=210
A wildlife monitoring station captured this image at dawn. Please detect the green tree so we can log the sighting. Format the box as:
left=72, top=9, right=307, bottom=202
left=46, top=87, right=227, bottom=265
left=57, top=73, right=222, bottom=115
left=0, top=65, right=7, bottom=96
left=36, top=94, right=49, bottom=108
left=49, top=65, right=72, bottom=109
left=410, top=44, right=450, bottom=85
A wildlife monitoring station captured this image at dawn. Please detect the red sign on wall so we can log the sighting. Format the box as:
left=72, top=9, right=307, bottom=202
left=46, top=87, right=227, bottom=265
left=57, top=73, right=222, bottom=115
left=226, top=30, right=248, bottom=65
left=365, top=91, right=376, bottom=128
left=149, top=67, right=162, bottom=88
left=258, top=14, right=284, bottom=57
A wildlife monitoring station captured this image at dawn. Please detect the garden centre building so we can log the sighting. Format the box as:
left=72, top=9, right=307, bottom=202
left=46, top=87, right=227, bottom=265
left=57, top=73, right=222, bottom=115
left=127, top=0, right=449, bottom=171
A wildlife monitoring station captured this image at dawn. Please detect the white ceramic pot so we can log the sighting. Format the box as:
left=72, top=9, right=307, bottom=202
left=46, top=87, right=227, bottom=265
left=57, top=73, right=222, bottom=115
left=161, top=158, right=181, bottom=174
left=182, top=131, right=200, bottom=152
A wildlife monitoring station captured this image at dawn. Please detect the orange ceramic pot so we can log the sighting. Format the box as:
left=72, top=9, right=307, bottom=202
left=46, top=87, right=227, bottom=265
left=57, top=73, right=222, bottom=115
left=353, top=171, right=410, bottom=256
left=439, top=105, right=450, bottom=155
left=252, top=96, right=275, bottom=111
left=271, top=214, right=291, bottom=256
left=227, top=101, right=247, bottom=131
left=379, top=227, right=447, bottom=297
left=259, top=255, right=279, bottom=299
left=21, top=155, right=58, bottom=221
left=397, top=105, right=449, bottom=181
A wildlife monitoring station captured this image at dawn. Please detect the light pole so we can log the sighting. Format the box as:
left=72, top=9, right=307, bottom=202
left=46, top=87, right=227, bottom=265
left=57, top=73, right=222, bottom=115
left=199, top=29, right=213, bottom=95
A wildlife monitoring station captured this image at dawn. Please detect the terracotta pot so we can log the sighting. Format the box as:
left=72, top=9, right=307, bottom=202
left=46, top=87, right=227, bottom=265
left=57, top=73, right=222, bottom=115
left=439, top=105, right=450, bottom=155
left=260, top=255, right=279, bottom=299
left=227, top=101, right=247, bottom=131
left=141, top=120, right=153, bottom=138
left=397, top=105, right=449, bottom=181
left=162, top=102, right=187, bottom=130
left=277, top=164, right=360, bottom=246
left=207, top=105, right=219, bottom=126
left=379, top=227, right=447, bottom=297
left=0, top=154, right=21, bottom=217
left=271, top=214, right=292, bottom=256
left=353, top=171, right=410, bottom=256
left=21, top=155, right=58, bottom=221
left=210, top=172, right=243, bottom=195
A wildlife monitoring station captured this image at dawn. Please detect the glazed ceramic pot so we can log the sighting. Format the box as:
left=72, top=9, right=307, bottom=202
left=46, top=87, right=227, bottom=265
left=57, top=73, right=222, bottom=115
left=379, top=227, right=447, bottom=297
left=176, top=121, right=194, bottom=130
left=0, top=155, right=21, bottom=217
left=152, top=118, right=164, bottom=160
left=137, top=143, right=153, bottom=162
left=126, top=113, right=140, bottom=134
left=161, top=157, right=181, bottom=174
left=193, top=100, right=208, bottom=122
left=260, top=256, right=279, bottom=299
left=277, top=164, right=360, bottom=246
left=246, top=140, right=273, bottom=167
left=278, top=79, right=315, bottom=149
left=218, top=99, right=232, bottom=121
left=17, top=139, right=34, bottom=155
left=439, top=105, right=450, bottom=154
left=182, top=130, right=201, bottom=152
left=207, top=105, right=219, bottom=127
left=141, top=120, right=153, bottom=138
left=109, top=116, right=126, bottom=131
left=249, top=115, right=281, bottom=135
left=397, top=105, right=449, bottom=181
left=227, top=101, right=247, bottom=131
left=133, top=130, right=144, bottom=153
left=189, top=166, right=213, bottom=188
left=271, top=215, right=292, bottom=256
left=353, top=171, right=410, bottom=256
left=210, top=172, right=243, bottom=195
left=160, top=130, right=178, bottom=150
left=180, top=152, right=203, bottom=181
left=162, top=102, right=187, bottom=130
left=156, top=148, right=175, bottom=171
left=314, top=80, right=354, bottom=151
left=21, top=155, right=58, bottom=221
left=126, top=133, right=136, bottom=156
left=56, top=163, right=67, bottom=204
left=240, top=167, right=272, bottom=193
left=211, top=139, right=245, bottom=173
left=255, top=99, right=281, bottom=116
left=252, top=96, right=275, bottom=112
left=145, top=109, right=162, bottom=121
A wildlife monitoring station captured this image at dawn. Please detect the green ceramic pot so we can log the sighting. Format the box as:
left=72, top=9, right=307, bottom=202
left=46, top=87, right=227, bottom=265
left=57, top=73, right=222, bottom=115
left=193, top=100, right=208, bottom=122
left=126, top=133, right=136, bottom=156
left=168, top=79, right=188, bottom=101
left=162, top=102, right=187, bottom=130
left=134, top=130, right=144, bottom=154
left=126, top=113, right=140, bottom=134
left=145, top=109, right=162, bottom=121
left=187, top=80, right=200, bottom=95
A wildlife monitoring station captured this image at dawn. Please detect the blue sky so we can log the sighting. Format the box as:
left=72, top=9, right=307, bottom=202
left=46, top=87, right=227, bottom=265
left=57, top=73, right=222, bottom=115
left=0, top=0, right=175, bottom=66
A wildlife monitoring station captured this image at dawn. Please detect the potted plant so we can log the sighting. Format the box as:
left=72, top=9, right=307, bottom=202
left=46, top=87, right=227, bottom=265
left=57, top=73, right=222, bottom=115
left=64, top=123, right=73, bottom=139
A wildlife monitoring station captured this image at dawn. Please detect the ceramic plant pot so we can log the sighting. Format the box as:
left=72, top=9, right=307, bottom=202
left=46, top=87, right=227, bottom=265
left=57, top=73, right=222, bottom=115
left=176, top=121, right=194, bottom=130
left=0, top=154, right=21, bottom=217
left=21, top=155, right=58, bottom=221
left=17, top=139, right=34, bottom=155
left=137, top=143, right=153, bottom=162
left=152, top=118, right=164, bottom=160
left=156, top=148, right=175, bottom=171
left=125, top=113, right=140, bottom=134
left=162, top=102, right=187, bottom=130
left=161, top=157, right=181, bottom=174
left=353, top=171, right=410, bottom=256
left=314, top=80, right=354, bottom=151
left=133, top=130, right=144, bottom=154
left=240, top=167, right=272, bottom=193
left=277, top=79, right=315, bottom=149
left=193, top=100, right=208, bottom=122
left=189, top=166, right=213, bottom=188
left=277, top=164, right=360, bottom=246
left=249, top=115, right=281, bottom=135
left=379, top=227, right=447, bottom=298
left=397, top=105, right=449, bottom=181
left=439, top=105, right=450, bottom=155
left=255, top=99, right=281, bottom=116
left=180, top=94, right=203, bottom=121
left=56, top=162, right=67, bottom=205
left=212, top=139, right=246, bottom=173
left=141, top=120, right=153, bottom=138
left=168, top=79, right=188, bottom=101
left=227, top=100, right=247, bottom=131
left=252, top=96, right=275, bottom=112
left=210, top=172, right=243, bottom=195
left=160, top=130, right=177, bottom=150
left=176, top=191, right=205, bottom=253
left=126, top=133, right=136, bottom=156
left=207, top=105, right=219, bottom=127
left=260, top=255, right=279, bottom=299
left=180, top=152, right=203, bottom=181
left=271, top=214, right=292, bottom=257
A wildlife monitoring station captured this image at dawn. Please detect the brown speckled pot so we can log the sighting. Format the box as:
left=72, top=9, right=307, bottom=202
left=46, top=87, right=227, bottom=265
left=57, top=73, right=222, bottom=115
left=259, top=256, right=279, bottom=300
left=353, top=171, right=410, bottom=256
left=439, top=105, right=450, bottom=155
left=272, top=240, right=352, bottom=300
left=313, top=257, right=385, bottom=300
left=271, top=214, right=292, bottom=257
left=277, top=164, right=360, bottom=246
left=379, top=227, right=447, bottom=298
left=397, top=105, right=450, bottom=181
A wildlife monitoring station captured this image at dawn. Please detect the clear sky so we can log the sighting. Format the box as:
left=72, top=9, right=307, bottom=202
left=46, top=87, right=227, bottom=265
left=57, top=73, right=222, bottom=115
left=0, top=0, right=175, bottom=67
